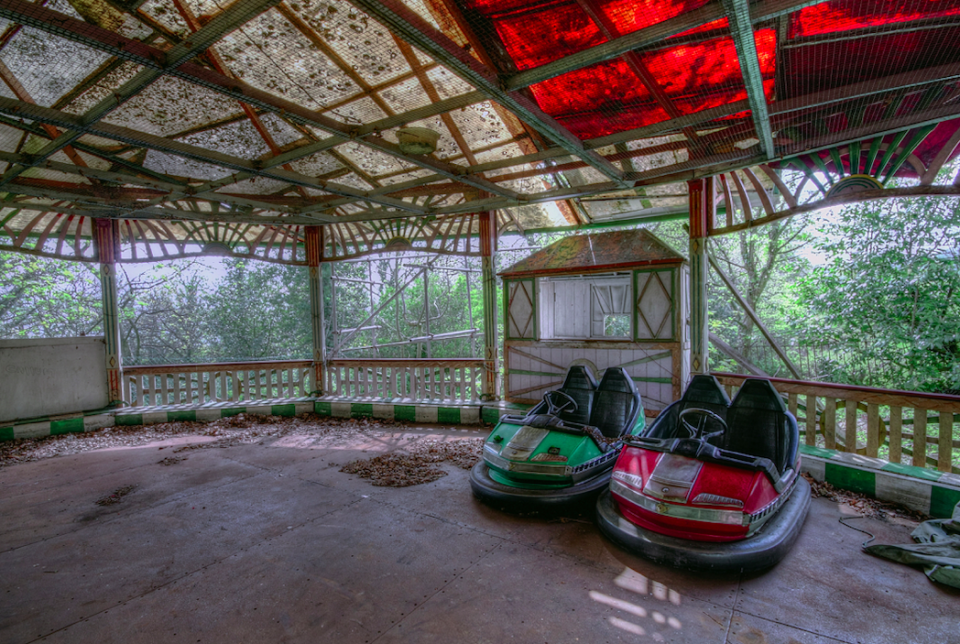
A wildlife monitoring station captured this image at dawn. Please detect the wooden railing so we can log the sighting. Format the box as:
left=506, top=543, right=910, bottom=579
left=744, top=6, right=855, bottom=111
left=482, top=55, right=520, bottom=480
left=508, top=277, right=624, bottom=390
left=124, top=360, right=313, bottom=407
left=325, top=359, right=483, bottom=402
left=714, top=373, right=960, bottom=474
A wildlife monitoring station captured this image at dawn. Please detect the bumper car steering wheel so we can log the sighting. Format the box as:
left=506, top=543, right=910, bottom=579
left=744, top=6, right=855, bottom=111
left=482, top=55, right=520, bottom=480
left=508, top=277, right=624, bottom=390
left=544, top=390, right=578, bottom=417
left=678, top=407, right=727, bottom=442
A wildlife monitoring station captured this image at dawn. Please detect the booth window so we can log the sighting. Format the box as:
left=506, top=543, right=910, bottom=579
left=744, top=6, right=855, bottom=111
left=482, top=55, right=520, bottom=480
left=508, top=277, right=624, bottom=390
left=539, top=274, right=632, bottom=340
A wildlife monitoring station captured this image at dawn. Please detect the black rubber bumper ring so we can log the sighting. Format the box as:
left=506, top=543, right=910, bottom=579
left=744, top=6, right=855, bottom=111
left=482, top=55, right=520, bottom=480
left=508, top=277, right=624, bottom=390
left=595, top=476, right=811, bottom=573
left=469, top=461, right=612, bottom=509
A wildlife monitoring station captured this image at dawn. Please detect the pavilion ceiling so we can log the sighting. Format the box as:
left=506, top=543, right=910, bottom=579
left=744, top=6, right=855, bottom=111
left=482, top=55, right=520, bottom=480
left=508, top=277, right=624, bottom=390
left=0, top=0, right=959, bottom=262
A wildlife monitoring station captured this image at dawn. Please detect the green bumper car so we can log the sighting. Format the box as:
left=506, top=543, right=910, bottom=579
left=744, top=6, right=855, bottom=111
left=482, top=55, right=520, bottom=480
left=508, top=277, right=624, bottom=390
left=470, top=366, right=645, bottom=509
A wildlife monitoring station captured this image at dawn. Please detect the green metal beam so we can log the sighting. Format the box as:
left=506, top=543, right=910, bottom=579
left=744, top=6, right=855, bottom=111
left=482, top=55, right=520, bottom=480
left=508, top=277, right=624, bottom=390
left=723, top=0, right=775, bottom=160
left=0, top=97, right=423, bottom=218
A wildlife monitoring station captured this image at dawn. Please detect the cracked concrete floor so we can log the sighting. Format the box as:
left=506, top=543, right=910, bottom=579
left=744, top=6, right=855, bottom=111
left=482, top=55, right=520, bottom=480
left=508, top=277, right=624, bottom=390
left=1, top=424, right=957, bottom=644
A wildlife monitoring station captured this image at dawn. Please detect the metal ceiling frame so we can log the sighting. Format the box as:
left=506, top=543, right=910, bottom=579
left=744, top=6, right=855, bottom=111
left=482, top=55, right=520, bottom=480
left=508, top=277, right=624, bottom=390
left=0, top=0, right=956, bottom=241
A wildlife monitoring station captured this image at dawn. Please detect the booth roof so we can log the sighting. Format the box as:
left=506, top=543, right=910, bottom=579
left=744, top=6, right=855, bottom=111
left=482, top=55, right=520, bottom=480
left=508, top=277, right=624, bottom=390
left=499, top=228, right=685, bottom=277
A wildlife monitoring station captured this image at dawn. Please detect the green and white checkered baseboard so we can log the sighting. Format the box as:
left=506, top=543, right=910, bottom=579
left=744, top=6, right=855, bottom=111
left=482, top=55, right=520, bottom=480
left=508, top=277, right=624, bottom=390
left=0, top=397, right=530, bottom=442
left=799, top=444, right=960, bottom=519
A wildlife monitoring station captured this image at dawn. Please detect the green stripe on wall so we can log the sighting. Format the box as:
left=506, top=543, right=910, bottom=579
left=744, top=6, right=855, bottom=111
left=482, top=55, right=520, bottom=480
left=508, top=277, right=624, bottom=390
left=351, top=403, right=373, bottom=418
left=0, top=426, right=14, bottom=441
left=879, top=461, right=942, bottom=482
left=799, top=444, right=835, bottom=459
left=315, top=401, right=332, bottom=416
left=50, top=418, right=84, bottom=435
left=617, top=351, right=673, bottom=368
left=630, top=376, right=673, bottom=384
left=506, top=369, right=564, bottom=378
left=438, top=407, right=461, bottom=424
left=221, top=408, right=246, bottom=418
left=825, top=462, right=876, bottom=497
left=271, top=404, right=296, bottom=417
left=167, top=410, right=197, bottom=423
left=115, top=414, right=142, bottom=426
left=930, top=485, right=960, bottom=519
left=395, top=405, right=416, bottom=422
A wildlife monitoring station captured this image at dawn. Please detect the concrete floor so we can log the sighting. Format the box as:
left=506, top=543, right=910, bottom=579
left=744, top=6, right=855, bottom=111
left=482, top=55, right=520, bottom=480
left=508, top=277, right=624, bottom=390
left=1, top=425, right=957, bottom=644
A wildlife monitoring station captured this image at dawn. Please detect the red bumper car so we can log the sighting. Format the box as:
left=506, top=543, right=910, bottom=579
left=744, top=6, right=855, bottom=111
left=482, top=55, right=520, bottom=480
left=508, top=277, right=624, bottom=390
left=596, top=376, right=810, bottom=573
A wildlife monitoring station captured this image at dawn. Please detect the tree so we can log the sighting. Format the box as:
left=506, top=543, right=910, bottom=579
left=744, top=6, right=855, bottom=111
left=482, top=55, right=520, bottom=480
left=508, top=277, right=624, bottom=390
left=206, top=258, right=311, bottom=361
left=118, top=265, right=211, bottom=365
left=797, top=197, right=960, bottom=392
left=0, top=252, right=101, bottom=338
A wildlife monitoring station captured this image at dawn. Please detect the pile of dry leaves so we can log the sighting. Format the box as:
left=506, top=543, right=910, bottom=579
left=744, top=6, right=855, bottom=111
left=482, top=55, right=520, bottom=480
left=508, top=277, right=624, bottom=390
left=341, top=437, right=483, bottom=487
left=803, top=473, right=929, bottom=522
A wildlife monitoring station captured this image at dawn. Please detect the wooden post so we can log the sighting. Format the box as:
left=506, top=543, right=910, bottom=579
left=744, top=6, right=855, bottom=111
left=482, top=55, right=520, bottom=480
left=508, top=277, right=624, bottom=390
left=305, top=225, right=325, bottom=396
left=688, top=177, right=713, bottom=374
left=480, top=210, right=498, bottom=401
left=93, top=219, right=123, bottom=405
left=913, top=408, right=927, bottom=467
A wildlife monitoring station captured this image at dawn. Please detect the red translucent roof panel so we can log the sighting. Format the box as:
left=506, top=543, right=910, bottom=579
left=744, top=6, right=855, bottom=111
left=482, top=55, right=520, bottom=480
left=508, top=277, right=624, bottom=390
left=461, top=0, right=775, bottom=139
left=782, top=28, right=960, bottom=97
left=523, top=29, right=775, bottom=139
left=465, top=0, right=710, bottom=23
left=639, top=29, right=776, bottom=112
left=528, top=60, right=670, bottom=138
left=494, top=1, right=603, bottom=70
left=912, top=119, right=960, bottom=172
left=668, top=17, right=728, bottom=39
left=790, top=0, right=960, bottom=38
left=594, top=0, right=712, bottom=35
left=490, top=0, right=717, bottom=71
left=462, top=0, right=557, bottom=16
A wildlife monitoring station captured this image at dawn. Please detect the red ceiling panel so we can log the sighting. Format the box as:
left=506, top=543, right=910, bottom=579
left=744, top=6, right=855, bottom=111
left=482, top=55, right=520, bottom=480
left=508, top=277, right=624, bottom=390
left=782, top=28, right=960, bottom=97
left=460, top=0, right=776, bottom=139
left=790, top=0, right=960, bottom=38
left=639, top=29, right=776, bottom=114
left=495, top=1, right=603, bottom=70
left=594, top=0, right=713, bottom=35
left=528, top=60, right=670, bottom=137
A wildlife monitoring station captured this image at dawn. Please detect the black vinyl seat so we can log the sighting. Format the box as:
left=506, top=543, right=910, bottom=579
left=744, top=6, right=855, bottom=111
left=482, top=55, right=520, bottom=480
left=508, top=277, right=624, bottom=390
left=724, top=379, right=799, bottom=477
left=588, top=368, right=643, bottom=438
left=557, top=365, right=598, bottom=425
left=645, top=374, right=730, bottom=440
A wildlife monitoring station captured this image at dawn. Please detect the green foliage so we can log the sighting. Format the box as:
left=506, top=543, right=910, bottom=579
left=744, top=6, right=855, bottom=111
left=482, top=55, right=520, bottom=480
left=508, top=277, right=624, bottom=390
left=0, top=253, right=101, bottom=337
left=206, top=258, right=311, bottom=362
left=797, top=198, right=960, bottom=392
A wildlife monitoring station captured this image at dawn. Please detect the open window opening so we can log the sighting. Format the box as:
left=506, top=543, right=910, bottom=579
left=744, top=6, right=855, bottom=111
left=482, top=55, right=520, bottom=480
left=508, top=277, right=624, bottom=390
left=538, top=273, right=632, bottom=340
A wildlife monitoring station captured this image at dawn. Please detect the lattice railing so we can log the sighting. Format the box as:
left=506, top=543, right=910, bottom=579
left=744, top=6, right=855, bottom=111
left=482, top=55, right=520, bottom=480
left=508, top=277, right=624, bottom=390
left=325, top=359, right=483, bottom=402
left=714, top=373, right=960, bottom=474
left=124, top=360, right=313, bottom=407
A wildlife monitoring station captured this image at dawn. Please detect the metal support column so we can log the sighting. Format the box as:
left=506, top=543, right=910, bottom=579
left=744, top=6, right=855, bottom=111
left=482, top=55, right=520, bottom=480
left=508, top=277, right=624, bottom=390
left=305, top=225, right=326, bottom=395
left=688, top=177, right=713, bottom=375
left=480, top=211, right=499, bottom=400
left=93, top=219, right=123, bottom=405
